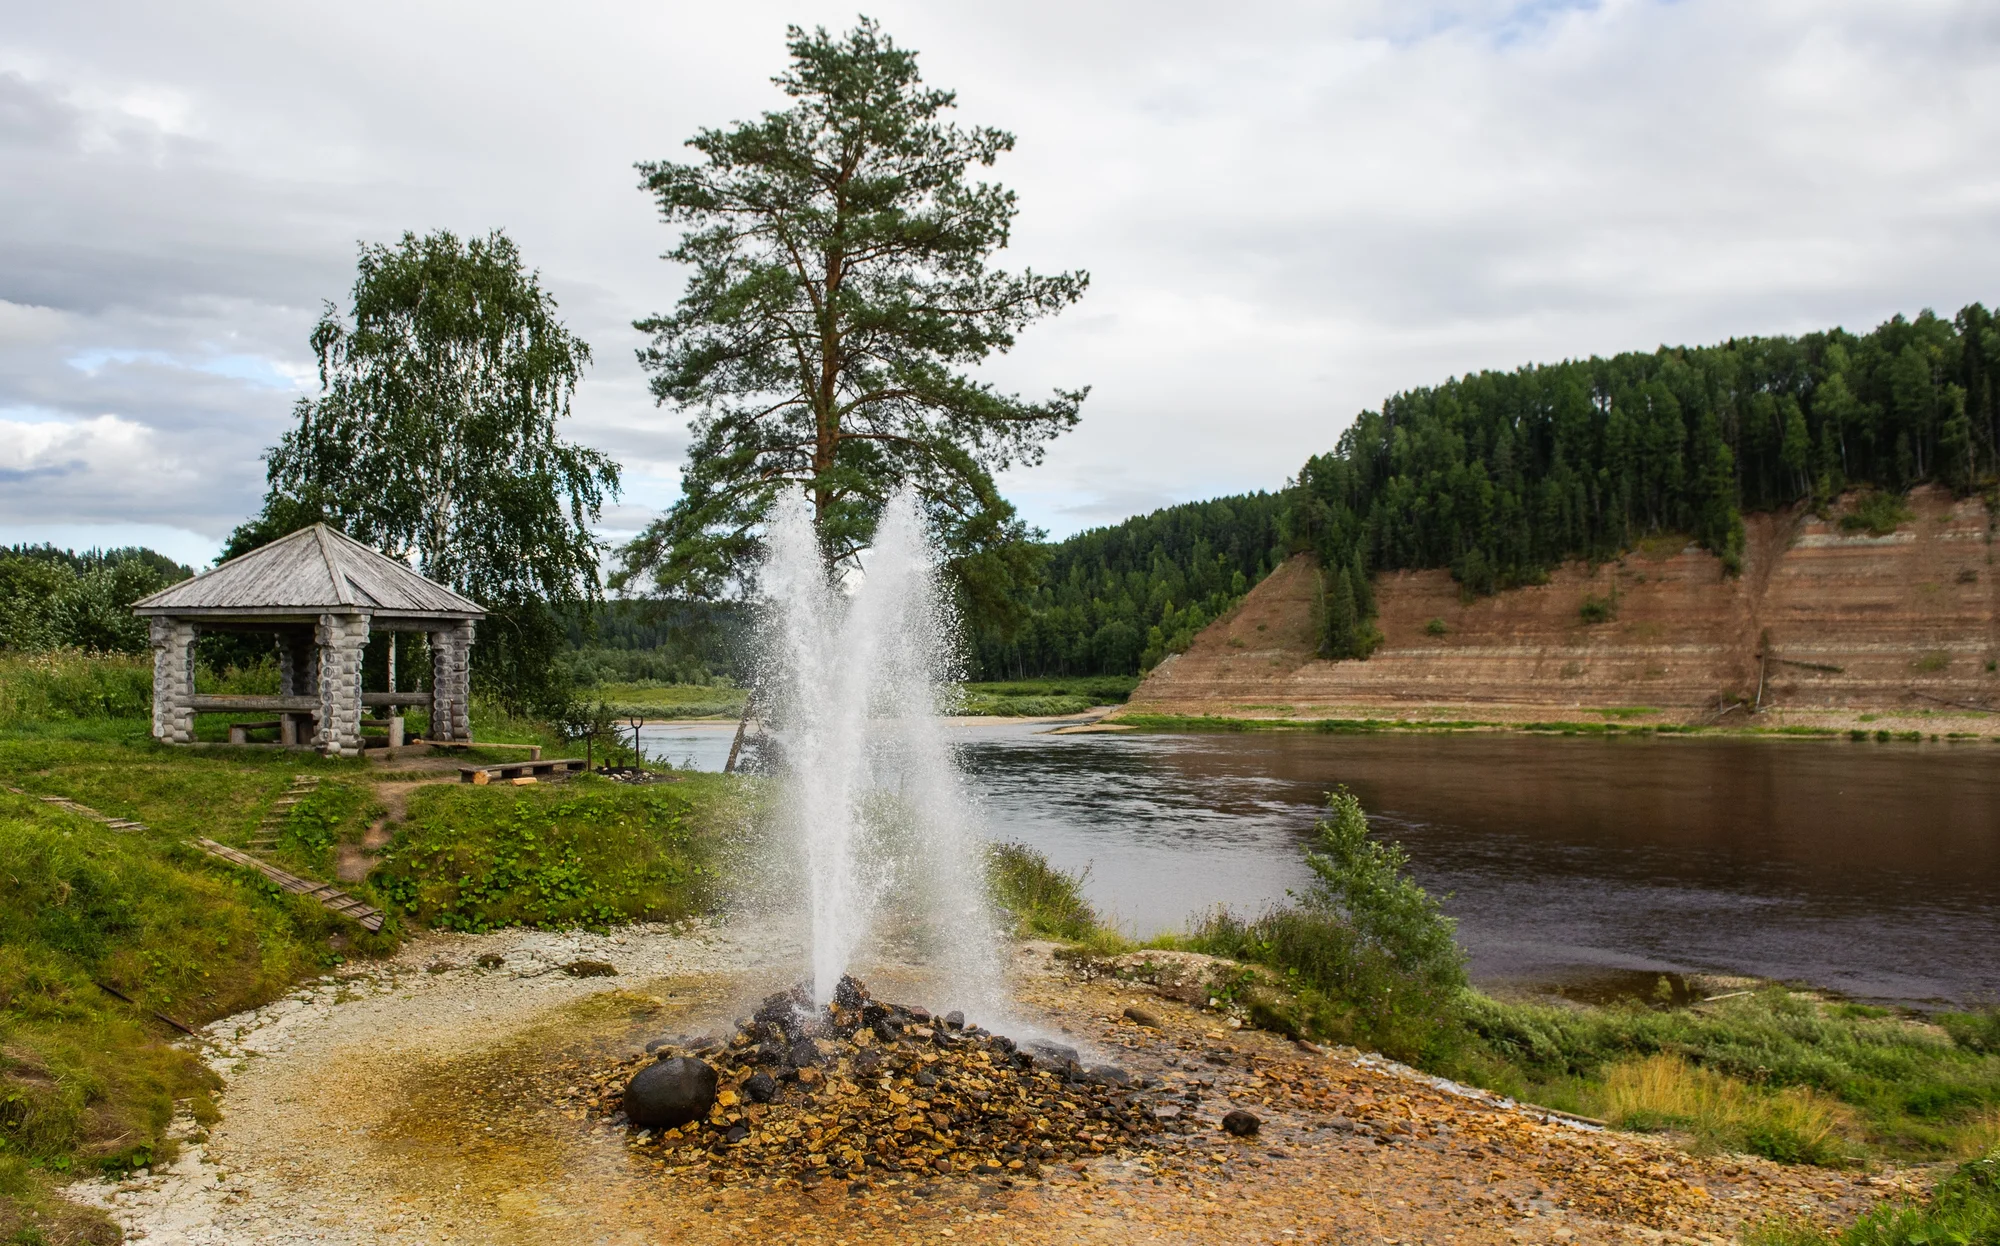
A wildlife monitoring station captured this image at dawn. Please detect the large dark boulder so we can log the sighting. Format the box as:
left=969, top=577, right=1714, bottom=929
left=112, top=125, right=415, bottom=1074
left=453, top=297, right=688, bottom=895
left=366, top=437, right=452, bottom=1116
left=1221, top=1109, right=1261, bottom=1138
left=625, top=1056, right=717, bottom=1129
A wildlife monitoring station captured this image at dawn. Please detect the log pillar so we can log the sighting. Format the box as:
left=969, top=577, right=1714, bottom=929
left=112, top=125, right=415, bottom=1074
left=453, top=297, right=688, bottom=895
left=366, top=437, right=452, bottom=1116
left=276, top=628, right=318, bottom=746
left=314, top=612, right=371, bottom=757
left=428, top=620, right=475, bottom=742
left=148, top=617, right=197, bottom=744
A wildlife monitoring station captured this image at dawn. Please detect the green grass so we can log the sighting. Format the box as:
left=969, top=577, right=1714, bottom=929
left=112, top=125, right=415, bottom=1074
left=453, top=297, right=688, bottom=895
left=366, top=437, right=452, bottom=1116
left=372, top=777, right=734, bottom=932
left=0, top=649, right=152, bottom=727
left=0, top=677, right=746, bottom=1235
left=985, top=842, right=1127, bottom=952
left=583, top=681, right=747, bottom=720
left=960, top=676, right=1138, bottom=717
left=0, top=769, right=390, bottom=1242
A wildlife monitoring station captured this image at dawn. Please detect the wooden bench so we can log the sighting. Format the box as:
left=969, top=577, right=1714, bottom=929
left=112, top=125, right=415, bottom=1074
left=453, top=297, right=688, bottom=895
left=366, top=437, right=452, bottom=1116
left=458, top=758, right=587, bottom=785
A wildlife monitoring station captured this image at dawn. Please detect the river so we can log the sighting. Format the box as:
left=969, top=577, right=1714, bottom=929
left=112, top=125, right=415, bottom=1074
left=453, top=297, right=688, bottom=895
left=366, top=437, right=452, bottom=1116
left=639, top=720, right=2000, bottom=1008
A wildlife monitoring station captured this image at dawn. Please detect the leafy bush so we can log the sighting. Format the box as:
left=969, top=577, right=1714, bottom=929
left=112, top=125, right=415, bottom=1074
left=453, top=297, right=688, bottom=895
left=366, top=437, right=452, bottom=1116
left=1944, top=1009, right=2000, bottom=1055
left=1839, top=491, right=1916, bottom=537
left=0, top=546, right=189, bottom=655
left=1579, top=593, right=1618, bottom=624
left=1190, top=789, right=1467, bottom=1062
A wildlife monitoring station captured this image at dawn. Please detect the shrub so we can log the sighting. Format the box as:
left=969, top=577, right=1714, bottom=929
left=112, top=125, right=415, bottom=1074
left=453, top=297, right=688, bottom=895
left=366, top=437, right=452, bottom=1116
left=1580, top=593, right=1617, bottom=624
left=1839, top=491, right=1915, bottom=538
left=1425, top=617, right=1449, bottom=637
left=1190, top=789, right=1467, bottom=1062
left=1944, top=1008, right=2000, bottom=1055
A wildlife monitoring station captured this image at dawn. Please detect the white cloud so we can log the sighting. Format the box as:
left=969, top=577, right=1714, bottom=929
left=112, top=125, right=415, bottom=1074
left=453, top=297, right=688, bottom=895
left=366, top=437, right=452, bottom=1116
left=2, top=0, right=1998, bottom=555
left=0, top=412, right=194, bottom=501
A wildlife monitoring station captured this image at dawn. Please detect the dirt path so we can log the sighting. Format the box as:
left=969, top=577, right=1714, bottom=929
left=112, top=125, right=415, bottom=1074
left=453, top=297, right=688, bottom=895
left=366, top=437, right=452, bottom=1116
left=68, top=934, right=1918, bottom=1245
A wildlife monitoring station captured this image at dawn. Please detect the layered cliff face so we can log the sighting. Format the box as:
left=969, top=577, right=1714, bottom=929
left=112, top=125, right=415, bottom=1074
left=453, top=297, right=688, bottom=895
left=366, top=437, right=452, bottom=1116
left=1127, top=486, right=1999, bottom=722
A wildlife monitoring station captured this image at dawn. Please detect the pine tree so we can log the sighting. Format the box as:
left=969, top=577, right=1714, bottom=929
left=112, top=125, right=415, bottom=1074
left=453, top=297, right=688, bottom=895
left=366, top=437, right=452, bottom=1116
left=1324, top=568, right=1359, bottom=660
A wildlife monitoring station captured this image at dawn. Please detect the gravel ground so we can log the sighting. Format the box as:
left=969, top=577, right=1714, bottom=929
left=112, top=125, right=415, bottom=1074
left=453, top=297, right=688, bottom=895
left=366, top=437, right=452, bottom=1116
left=65, top=932, right=1922, bottom=1245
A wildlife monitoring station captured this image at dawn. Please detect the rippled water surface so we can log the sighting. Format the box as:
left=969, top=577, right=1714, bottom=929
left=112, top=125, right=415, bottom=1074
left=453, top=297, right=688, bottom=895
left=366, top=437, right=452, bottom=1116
left=641, top=721, right=2000, bottom=1007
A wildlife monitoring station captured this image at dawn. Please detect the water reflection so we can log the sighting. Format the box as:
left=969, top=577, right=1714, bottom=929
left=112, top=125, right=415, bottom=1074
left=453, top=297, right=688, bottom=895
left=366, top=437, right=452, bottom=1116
left=641, top=720, right=2000, bottom=1007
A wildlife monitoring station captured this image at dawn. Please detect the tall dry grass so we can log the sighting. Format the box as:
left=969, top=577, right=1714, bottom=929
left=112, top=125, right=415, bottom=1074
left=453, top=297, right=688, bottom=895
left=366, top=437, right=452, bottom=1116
left=1599, top=1053, right=1854, bottom=1165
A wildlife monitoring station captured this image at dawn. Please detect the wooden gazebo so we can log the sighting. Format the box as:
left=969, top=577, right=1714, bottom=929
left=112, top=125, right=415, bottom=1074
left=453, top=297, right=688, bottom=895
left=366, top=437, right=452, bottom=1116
left=131, top=524, right=484, bottom=756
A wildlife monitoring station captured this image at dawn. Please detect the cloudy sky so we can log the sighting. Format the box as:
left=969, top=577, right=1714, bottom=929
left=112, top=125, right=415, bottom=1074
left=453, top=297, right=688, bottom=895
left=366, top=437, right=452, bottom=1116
left=3, top=0, right=1997, bottom=568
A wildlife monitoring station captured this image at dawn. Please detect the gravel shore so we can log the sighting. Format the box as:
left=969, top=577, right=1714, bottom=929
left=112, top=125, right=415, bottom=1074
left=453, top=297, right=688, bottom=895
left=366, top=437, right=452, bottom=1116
left=66, top=929, right=1920, bottom=1245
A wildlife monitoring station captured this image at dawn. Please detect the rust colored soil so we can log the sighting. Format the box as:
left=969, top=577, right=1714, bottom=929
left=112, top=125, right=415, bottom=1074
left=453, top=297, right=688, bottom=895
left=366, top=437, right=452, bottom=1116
left=69, top=929, right=1922, bottom=1245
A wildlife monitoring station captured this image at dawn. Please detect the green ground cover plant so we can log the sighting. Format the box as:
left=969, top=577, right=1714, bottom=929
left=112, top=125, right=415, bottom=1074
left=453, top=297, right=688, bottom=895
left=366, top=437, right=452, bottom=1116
left=372, top=778, right=731, bottom=931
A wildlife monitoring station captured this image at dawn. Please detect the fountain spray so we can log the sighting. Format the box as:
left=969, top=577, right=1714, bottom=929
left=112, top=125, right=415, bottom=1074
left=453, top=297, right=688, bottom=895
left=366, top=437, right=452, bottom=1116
left=756, top=489, right=1003, bottom=1014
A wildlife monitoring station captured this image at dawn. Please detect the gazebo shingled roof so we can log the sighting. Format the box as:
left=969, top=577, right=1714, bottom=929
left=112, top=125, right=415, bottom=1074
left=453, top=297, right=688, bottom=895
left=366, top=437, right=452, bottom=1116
left=133, top=525, right=482, bottom=756
left=132, top=524, right=481, bottom=618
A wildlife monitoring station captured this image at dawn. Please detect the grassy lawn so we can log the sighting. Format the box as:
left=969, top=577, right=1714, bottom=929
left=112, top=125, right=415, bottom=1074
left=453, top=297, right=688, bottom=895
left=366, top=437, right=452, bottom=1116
left=0, top=659, right=748, bottom=1240
left=372, top=775, right=739, bottom=931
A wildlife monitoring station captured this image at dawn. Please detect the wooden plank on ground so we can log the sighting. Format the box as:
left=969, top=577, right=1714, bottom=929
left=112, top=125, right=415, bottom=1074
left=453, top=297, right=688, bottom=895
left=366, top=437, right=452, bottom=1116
left=192, top=838, right=384, bottom=932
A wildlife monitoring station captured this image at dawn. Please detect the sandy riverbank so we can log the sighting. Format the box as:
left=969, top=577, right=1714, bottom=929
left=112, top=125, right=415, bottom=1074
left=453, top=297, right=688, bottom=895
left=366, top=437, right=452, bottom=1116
left=64, top=926, right=1923, bottom=1246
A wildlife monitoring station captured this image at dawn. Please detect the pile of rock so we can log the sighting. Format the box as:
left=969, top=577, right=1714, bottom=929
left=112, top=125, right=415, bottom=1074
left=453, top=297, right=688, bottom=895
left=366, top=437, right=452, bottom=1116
left=588, top=976, right=1171, bottom=1184
left=592, top=766, right=675, bottom=785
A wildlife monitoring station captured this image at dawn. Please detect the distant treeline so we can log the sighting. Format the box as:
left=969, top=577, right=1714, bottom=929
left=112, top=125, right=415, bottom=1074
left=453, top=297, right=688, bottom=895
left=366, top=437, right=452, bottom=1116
left=966, top=493, right=1290, bottom=679
left=561, top=599, right=747, bottom=687
left=0, top=545, right=191, bottom=654
left=984, top=303, right=2000, bottom=676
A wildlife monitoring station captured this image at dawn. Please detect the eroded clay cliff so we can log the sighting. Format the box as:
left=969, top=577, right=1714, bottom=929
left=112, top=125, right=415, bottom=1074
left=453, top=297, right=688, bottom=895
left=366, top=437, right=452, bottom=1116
left=1127, top=486, right=1999, bottom=722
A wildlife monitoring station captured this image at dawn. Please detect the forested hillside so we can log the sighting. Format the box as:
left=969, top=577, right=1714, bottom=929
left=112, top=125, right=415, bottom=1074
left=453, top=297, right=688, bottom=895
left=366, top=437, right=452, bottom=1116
left=987, top=303, right=2000, bottom=676
left=967, top=493, right=1290, bottom=678
left=1295, top=305, right=2000, bottom=650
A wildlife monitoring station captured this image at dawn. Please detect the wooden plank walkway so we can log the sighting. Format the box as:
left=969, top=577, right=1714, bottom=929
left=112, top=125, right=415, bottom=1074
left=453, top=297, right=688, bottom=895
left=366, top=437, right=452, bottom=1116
left=5, top=786, right=149, bottom=831
left=192, top=838, right=384, bottom=932
left=5, top=782, right=382, bottom=933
